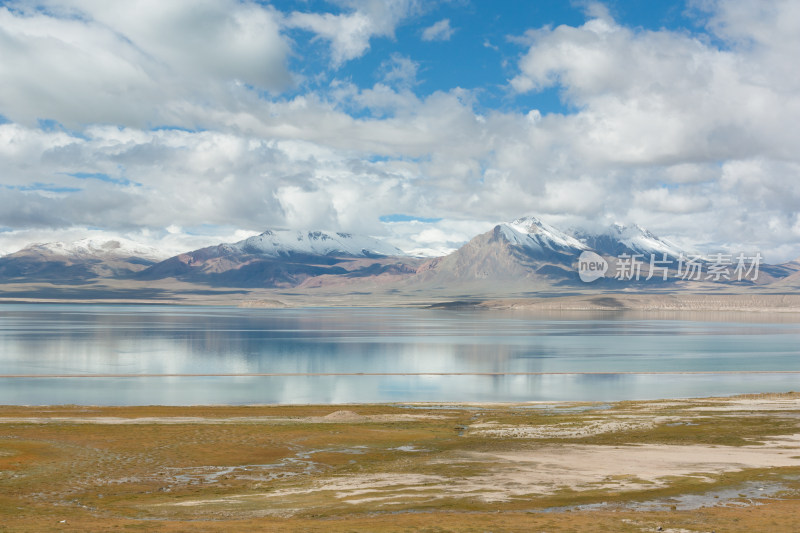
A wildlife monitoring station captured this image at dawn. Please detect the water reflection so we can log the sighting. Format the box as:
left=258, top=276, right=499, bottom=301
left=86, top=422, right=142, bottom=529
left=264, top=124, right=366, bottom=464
left=1, top=304, right=799, bottom=404
left=2, top=373, right=799, bottom=406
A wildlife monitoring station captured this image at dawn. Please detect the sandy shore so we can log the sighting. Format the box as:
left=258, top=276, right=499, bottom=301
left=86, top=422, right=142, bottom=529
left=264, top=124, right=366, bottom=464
left=2, top=284, right=799, bottom=312
left=466, top=293, right=800, bottom=312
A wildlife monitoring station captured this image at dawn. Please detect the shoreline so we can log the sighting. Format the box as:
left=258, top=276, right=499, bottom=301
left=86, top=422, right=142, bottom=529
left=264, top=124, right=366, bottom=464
left=458, top=293, right=800, bottom=312
left=1, top=291, right=800, bottom=313
left=1, top=391, right=799, bottom=410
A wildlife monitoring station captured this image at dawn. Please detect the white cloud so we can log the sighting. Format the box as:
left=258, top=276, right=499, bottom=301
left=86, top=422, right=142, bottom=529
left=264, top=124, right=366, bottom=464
left=381, top=218, right=495, bottom=257
left=494, top=1, right=800, bottom=260
left=540, top=177, right=608, bottom=216
left=0, top=1, right=799, bottom=263
left=287, top=10, right=374, bottom=66
left=286, top=0, right=422, bottom=66
left=380, top=53, right=420, bottom=89
left=0, top=0, right=291, bottom=128
left=482, top=38, right=499, bottom=51
left=421, top=18, right=453, bottom=41
left=634, top=188, right=712, bottom=214
left=509, top=4, right=800, bottom=164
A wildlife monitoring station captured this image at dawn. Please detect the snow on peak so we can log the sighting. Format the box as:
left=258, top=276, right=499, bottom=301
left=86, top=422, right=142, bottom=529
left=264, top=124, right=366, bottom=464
left=504, top=215, right=589, bottom=252
left=27, top=238, right=168, bottom=261
left=234, top=229, right=406, bottom=257
left=604, top=223, right=687, bottom=257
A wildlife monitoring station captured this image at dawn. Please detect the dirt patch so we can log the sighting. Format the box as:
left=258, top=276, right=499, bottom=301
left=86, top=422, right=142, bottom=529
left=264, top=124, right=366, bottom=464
left=242, top=435, right=800, bottom=506
left=321, top=410, right=366, bottom=422
left=689, top=398, right=800, bottom=412
left=469, top=416, right=662, bottom=438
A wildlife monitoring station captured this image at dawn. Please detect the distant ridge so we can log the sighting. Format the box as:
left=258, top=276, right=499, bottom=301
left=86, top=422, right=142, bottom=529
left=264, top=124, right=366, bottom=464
left=136, top=229, right=418, bottom=288
left=414, top=215, right=588, bottom=286
left=236, top=229, right=405, bottom=258
left=410, top=215, right=797, bottom=288
left=0, top=238, right=165, bottom=283
left=1, top=218, right=798, bottom=292
left=572, top=223, right=688, bottom=259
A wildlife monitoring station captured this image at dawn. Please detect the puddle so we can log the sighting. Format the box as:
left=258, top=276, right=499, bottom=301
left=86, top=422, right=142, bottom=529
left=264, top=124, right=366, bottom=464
left=103, top=447, right=372, bottom=487
left=390, top=446, right=428, bottom=452
left=398, top=405, right=485, bottom=411
left=633, top=481, right=790, bottom=511
left=539, top=481, right=793, bottom=513
left=162, top=456, right=319, bottom=485
left=516, top=403, right=614, bottom=413
left=295, top=446, right=367, bottom=460
left=398, top=403, right=613, bottom=413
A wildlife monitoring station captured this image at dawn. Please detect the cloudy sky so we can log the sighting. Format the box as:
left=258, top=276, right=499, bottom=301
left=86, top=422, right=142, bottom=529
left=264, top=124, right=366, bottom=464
left=1, top=0, right=799, bottom=261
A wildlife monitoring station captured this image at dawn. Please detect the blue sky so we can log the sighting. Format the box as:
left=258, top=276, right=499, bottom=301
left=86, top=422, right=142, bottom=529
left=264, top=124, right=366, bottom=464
left=0, top=0, right=799, bottom=261
left=276, top=0, right=699, bottom=116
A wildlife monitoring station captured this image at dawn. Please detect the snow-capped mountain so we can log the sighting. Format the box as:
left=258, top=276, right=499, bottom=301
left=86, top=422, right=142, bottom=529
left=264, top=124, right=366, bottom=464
left=413, top=216, right=706, bottom=288
left=501, top=216, right=589, bottom=255
left=22, top=238, right=168, bottom=262
left=138, top=228, right=417, bottom=288
left=3, top=219, right=796, bottom=293
left=414, top=216, right=589, bottom=286
left=573, top=223, right=688, bottom=259
left=235, top=229, right=405, bottom=258
left=0, top=238, right=167, bottom=282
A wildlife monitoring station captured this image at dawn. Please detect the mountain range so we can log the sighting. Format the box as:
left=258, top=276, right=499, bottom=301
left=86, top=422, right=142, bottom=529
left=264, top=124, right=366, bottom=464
left=135, top=229, right=418, bottom=288
left=0, top=238, right=166, bottom=284
left=1, top=216, right=798, bottom=293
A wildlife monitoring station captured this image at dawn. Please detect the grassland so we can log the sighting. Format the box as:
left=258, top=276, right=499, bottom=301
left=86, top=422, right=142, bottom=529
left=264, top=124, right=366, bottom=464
left=1, top=394, right=799, bottom=531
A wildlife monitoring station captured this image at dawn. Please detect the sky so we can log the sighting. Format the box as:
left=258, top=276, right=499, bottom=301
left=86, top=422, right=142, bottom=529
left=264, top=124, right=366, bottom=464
left=0, top=0, right=799, bottom=261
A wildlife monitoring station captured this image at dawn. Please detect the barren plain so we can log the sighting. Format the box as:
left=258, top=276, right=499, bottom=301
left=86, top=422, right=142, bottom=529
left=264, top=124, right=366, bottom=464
left=2, top=393, right=800, bottom=531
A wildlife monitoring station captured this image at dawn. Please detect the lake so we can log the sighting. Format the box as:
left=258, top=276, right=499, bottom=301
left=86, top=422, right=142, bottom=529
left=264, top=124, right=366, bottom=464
left=1, top=303, right=798, bottom=405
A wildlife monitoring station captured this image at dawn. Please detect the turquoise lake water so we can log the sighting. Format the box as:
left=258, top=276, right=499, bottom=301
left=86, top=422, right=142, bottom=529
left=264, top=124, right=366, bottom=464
left=0, top=304, right=798, bottom=405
